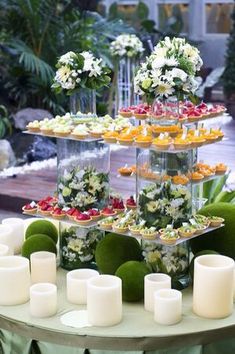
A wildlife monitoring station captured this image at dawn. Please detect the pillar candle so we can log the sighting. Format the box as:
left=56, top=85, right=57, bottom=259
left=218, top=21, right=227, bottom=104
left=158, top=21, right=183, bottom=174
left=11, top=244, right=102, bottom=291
left=0, top=225, right=14, bottom=255
left=0, top=244, right=11, bottom=256
left=30, top=251, right=57, bottom=284
left=67, top=269, right=99, bottom=305
left=145, top=273, right=171, bottom=312
left=2, top=218, right=24, bottom=254
left=87, top=275, right=122, bottom=326
left=30, top=283, right=57, bottom=318
left=193, top=254, right=234, bottom=319
left=154, top=289, right=182, bottom=325
left=0, top=256, right=30, bottom=305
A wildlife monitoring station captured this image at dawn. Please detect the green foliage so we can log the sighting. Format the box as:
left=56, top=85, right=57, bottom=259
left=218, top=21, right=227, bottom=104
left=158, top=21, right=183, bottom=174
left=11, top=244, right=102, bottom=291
left=190, top=203, right=235, bottom=259
left=0, top=105, right=12, bottom=139
left=115, top=260, right=150, bottom=302
left=223, top=4, right=235, bottom=98
left=22, top=234, right=57, bottom=259
left=0, top=0, right=132, bottom=114
left=25, top=220, right=58, bottom=243
left=95, top=233, right=143, bottom=275
left=201, top=173, right=235, bottom=205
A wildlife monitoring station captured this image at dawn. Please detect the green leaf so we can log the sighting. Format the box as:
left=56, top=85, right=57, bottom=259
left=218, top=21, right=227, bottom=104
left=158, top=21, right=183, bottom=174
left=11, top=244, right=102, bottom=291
left=136, top=2, right=149, bottom=19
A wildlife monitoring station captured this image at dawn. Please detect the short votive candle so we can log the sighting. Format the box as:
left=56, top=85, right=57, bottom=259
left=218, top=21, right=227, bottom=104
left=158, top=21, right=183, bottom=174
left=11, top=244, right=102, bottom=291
left=30, top=251, right=57, bottom=284
left=67, top=269, right=99, bottom=305
left=2, top=218, right=24, bottom=254
left=30, top=283, right=57, bottom=318
left=154, top=289, right=182, bottom=325
left=0, top=256, right=30, bottom=305
left=145, top=273, right=171, bottom=312
left=193, top=254, right=234, bottom=319
left=87, top=275, right=122, bottom=326
left=0, top=244, right=11, bottom=256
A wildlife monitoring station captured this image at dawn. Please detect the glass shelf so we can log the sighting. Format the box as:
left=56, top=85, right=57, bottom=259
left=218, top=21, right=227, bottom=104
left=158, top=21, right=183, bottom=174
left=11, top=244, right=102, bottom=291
left=23, top=131, right=102, bottom=143
left=23, top=211, right=224, bottom=247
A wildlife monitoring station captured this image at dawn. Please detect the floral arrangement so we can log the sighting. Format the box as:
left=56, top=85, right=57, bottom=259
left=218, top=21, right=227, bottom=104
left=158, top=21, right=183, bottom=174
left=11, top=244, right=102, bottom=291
left=58, top=165, right=109, bottom=211
left=60, top=226, right=103, bottom=270
left=52, top=51, right=111, bottom=95
left=110, top=34, right=144, bottom=59
left=134, top=37, right=203, bottom=103
left=138, top=180, right=192, bottom=229
left=142, top=241, right=189, bottom=279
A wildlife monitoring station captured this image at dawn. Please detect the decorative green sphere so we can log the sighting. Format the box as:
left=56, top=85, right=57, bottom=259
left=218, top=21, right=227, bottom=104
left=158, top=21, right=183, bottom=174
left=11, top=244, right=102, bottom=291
left=22, top=234, right=57, bottom=259
left=115, top=261, right=150, bottom=302
left=190, top=203, right=235, bottom=258
left=25, top=220, right=58, bottom=244
left=95, top=233, right=142, bottom=275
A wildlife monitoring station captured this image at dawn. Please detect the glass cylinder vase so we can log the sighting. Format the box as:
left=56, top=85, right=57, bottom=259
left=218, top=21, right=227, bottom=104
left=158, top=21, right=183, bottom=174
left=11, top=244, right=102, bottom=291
left=142, top=240, right=190, bottom=289
left=60, top=222, right=104, bottom=270
left=115, top=57, right=139, bottom=114
left=151, top=96, right=181, bottom=123
left=70, top=88, right=96, bottom=115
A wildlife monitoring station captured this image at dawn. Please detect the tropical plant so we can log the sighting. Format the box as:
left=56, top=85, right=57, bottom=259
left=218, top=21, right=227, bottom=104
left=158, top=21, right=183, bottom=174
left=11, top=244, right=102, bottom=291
left=202, top=173, right=235, bottom=205
left=0, top=0, right=132, bottom=114
left=0, top=105, right=12, bottom=139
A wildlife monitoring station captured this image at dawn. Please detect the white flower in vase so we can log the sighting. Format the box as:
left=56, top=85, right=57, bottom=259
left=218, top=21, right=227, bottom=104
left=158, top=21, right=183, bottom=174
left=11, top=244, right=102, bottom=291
left=155, top=82, right=174, bottom=97
left=147, top=201, right=159, bottom=213
left=67, top=239, right=84, bottom=253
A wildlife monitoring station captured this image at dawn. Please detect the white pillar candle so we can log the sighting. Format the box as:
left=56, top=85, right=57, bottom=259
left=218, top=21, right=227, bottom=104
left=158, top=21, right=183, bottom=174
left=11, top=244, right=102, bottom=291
left=30, top=251, right=57, bottom=284
left=0, top=225, right=14, bottom=254
left=145, top=273, right=171, bottom=312
left=0, top=244, right=11, bottom=256
left=2, top=218, right=24, bottom=254
left=87, top=275, right=122, bottom=326
left=193, top=254, right=234, bottom=319
left=67, top=269, right=99, bottom=305
left=0, top=256, right=30, bottom=305
left=154, top=289, right=182, bottom=325
left=30, top=283, right=57, bottom=318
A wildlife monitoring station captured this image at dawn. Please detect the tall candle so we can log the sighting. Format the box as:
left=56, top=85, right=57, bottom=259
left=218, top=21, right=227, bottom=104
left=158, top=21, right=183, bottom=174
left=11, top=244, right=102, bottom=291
left=2, top=218, right=24, bottom=254
left=0, top=256, right=30, bottom=305
left=87, top=275, right=122, bottom=326
left=193, top=254, right=234, bottom=319
left=0, top=225, right=14, bottom=254
left=30, top=251, right=57, bottom=284
left=30, top=283, right=57, bottom=318
left=145, top=273, right=171, bottom=312
left=154, top=289, right=182, bottom=325
left=67, top=269, right=99, bottom=305
left=0, top=244, right=11, bottom=256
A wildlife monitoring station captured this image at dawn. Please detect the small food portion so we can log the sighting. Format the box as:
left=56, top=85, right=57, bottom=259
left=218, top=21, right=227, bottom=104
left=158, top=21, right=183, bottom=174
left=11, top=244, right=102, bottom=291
left=26, top=120, right=41, bottom=132
left=53, top=126, right=71, bottom=137
left=173, top=136, right=191, bottom=150
left=215, top=163, right=227, bottom=175
left=152, top=134, right=171, bottom=150
left=102, top=131, right=119, bottom=143
left=101, top=206, right=117, bottom=217
left=51, top=207, right=66, bottom=219
left=160, top=229, right=180, bottom=244
left=118, top=108, right=133, bottom=118
left=87, top=209, right=101, bottom=221
left=118, top=166, right=133, bottom=177
left=140, top=227, right=158, bottom=240
left=117, top=133, right=134, bottom=146
left=208, top=216, right=224, bottom=227
left=178, top=224, right=195, bottom=238
left=112, top=219, right=129, bottom=233
left=74, top=213, right=92, bottom=225
left=133, top=108, right=147, bottom=120
left=190, top=172, right=204, bottom=182
left=135, top=135, right=153, bottom=148
left=98, top=216, right=115, bottom=230
left=22, top=201, right=37, bottom=214
left=126, top=196, right=137, bottom=209
left=129, top=222, right=145, bottom=236
left=172, top=175, right=189, bottom=185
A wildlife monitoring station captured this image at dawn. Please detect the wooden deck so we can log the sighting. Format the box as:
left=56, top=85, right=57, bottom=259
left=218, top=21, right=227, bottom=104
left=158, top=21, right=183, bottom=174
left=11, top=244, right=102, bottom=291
left=1, top=116, right=235, bottom=212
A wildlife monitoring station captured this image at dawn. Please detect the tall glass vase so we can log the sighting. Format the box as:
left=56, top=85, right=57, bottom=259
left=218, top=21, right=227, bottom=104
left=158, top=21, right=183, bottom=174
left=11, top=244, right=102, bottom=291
left=70, top=88, right=96, bottom=115
left=115, top=57, right=139, bottom=114
left=151, top=95, right=181, bottom=124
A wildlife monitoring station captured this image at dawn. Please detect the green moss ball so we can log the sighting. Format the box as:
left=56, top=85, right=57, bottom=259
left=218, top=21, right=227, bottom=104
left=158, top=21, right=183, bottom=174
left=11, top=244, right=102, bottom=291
left=190, top=203, right=235, bottom=258
left=95, top=233, right=142, bottom=275
left=115, top=261, right=150, bottom=302
left=22, top=234, right=57, bottom=259
left=189, top=250, right=219, bottom=281
left=25, top=220, right=58, bottom=243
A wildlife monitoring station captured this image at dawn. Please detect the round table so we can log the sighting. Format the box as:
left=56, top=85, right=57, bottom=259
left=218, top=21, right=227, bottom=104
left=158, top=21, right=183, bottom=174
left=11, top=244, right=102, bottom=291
left=0, top=269, right=235, bottom=353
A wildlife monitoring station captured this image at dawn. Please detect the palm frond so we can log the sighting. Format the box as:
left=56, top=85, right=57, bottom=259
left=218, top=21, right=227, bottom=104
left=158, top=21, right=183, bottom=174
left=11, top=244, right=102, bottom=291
left=10, top=40, right=54, bottom=84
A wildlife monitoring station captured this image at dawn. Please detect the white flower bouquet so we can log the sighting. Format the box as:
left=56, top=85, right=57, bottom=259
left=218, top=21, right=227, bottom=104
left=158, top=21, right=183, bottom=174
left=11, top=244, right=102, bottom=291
left=52, top=51, right=111, bottom=95
left=58, top=165, right=109, bottom=211
left=134, top=37, right=203, bottom=103
left=110, top=34, right=144, bottom=59
left=138, top=180, right=192, bottom=229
